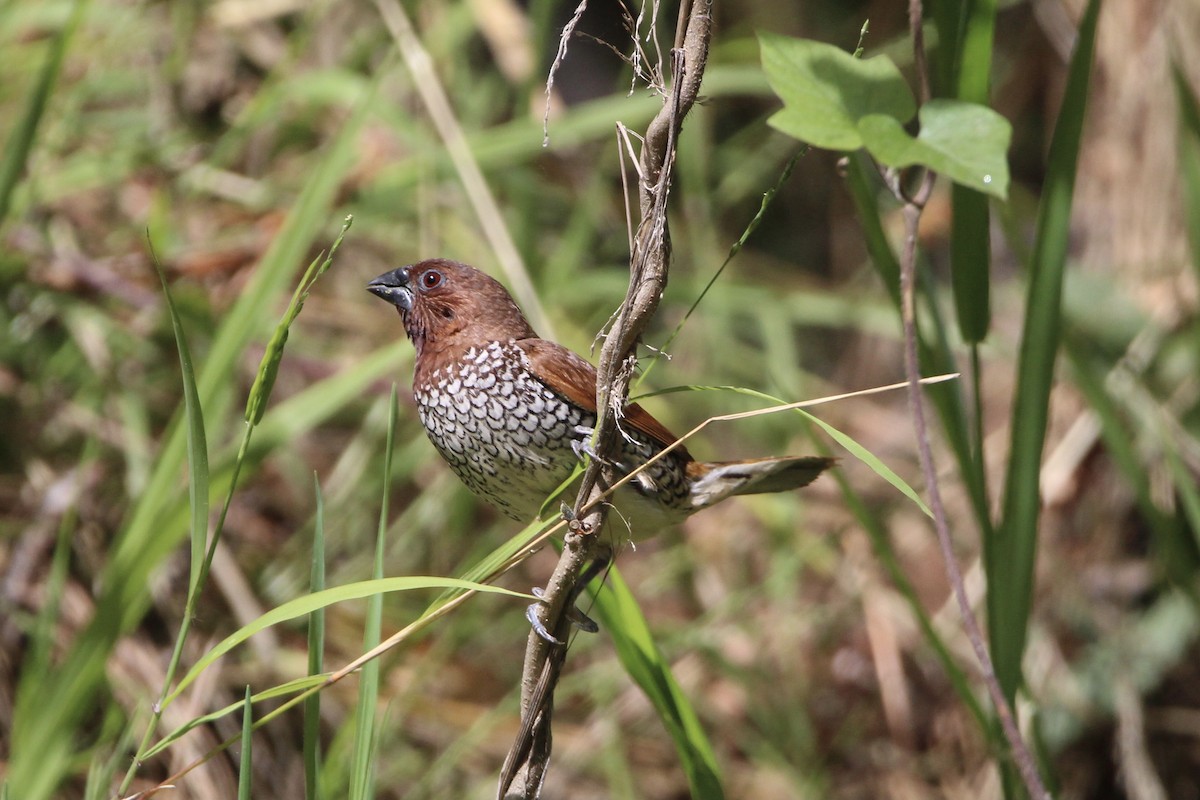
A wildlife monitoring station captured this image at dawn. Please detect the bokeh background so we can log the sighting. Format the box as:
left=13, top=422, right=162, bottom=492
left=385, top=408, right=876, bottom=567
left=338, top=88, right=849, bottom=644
left=2, top=0, right=1199, bottom=798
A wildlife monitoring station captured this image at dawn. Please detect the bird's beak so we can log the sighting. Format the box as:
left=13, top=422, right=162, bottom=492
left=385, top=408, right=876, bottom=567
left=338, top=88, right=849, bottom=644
left=367, top=266, right=414, bottom=312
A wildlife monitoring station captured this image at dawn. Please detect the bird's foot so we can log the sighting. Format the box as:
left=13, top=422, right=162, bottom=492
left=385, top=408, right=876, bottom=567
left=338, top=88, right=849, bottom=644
left=524, top=553, right=611, bottom=643
left=570, top=425, right=600, bottom=464
left=526, top=586, right=599, bottom=644
left=525, top=600, right=562, bottom=644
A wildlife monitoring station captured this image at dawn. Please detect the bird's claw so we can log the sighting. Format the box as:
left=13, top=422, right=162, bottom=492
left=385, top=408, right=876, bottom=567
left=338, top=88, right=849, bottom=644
left=526, top=586, right=599, bottom=644
left=570, top=437, right=599, bottom=464
left=525, top=601, right=563, bottom=645
left=566, top=604, right=600, bottom=633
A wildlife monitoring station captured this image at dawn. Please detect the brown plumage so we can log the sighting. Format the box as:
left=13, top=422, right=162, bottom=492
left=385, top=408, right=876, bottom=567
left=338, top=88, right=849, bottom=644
left=367, top=259, right=833, bottom=539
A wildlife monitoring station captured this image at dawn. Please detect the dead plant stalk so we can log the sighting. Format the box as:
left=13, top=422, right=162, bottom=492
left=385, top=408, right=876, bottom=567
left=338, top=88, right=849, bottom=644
left=499, top=1, right=711, bottom=797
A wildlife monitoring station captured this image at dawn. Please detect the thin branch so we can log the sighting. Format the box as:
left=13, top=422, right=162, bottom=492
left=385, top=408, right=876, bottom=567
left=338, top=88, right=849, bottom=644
left=908, top=0, right=933, bottom=106
left=542, top=0, right=587, bottom=147
left=499, top=2, right=711, bottom=797
left=896, top=1, right=1049, bottom=797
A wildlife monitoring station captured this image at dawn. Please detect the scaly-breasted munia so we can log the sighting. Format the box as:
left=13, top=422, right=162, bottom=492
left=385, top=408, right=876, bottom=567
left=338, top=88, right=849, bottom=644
left=367, top=259, right=832, bottom=539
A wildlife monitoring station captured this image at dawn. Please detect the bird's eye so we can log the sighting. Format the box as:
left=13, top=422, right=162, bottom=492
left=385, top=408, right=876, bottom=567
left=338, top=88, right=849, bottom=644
left=420, top=270, right=443, bottom=290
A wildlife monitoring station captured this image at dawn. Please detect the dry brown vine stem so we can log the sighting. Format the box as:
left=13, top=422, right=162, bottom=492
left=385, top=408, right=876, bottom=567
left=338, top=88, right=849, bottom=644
left=499, top=2, right=711, bottom=798
left=895, top=2, right=1049, bottom=798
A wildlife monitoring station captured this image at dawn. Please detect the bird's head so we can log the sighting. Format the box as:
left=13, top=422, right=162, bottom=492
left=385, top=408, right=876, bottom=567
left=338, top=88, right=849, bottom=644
left=367, top=259, right=536, bottom=354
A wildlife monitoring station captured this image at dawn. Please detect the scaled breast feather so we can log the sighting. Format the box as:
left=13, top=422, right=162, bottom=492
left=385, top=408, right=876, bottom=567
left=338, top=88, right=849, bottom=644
left=514, top=338, right=692, bottom=462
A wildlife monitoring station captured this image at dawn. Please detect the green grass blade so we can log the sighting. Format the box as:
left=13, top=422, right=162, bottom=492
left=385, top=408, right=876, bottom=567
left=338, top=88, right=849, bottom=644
left=1164, top=442, right=1200, bottom=559
left=992, top=0, right=1102, bottom=701
left=350, top=386, right=397, bottom=800
left=951, top=186, right=992, bottom=342
left=149, top=249, right=210, bottom=676
left=798, top=405, right=931, bottom=517
left=846, top=153, right=902, bottom=306
left=143, top=676, right=331, bottom=761
left=305, top=476, right=327, bottom=800
left=591, top=569, right=724, bottom=800
left=238, top=686, right=253, bottom=800
left=919, top=267, right=995, bottom=533
left=5, top=73, right=378, bottom=798
left=0, top=0, right=86, bottom=225
left=928, top=0, right=962, bottom=94
left=82, top=713, right=140, bottom=800
left=124, top=218, right=342, bottom=794
left=109, top=94, right=374, bottom=597
left=950, top=0, right=998, bottom=343
left=120, top=343, right=410, bottom=601
left=114, top=249, right=214, bottom=797
left=638, top=384, right=933, bottom=516
left=165, top=577, right=530, bottom=707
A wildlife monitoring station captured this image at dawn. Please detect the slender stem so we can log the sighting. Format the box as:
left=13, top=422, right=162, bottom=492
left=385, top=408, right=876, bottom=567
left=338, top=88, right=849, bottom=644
left=898, top=2, right=1049, bottom=797
left=970, top=344, right=989, bottom=502
left=899, top=190, right=1047, bottom=800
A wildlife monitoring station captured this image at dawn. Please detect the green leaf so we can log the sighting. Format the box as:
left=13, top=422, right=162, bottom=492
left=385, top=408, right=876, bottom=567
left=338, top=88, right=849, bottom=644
left=759, top=33, right=1010, bottom=198
left=760, top=32, right=915, bottom=151
left=858, top=100, right=1010, bottom=197
left=7, top=67, right=385, bottom=800
left=635, top=383, right=933, bottom=516
left=793, top=406, right=931, bottom=517
left=949, top=0, right=1000, bottom=343
left=592, top=570, right=724, bottom=799
left=238, top=686, right=253, bottom=800
left=992, top=0, right=1102, bottom=703
left=350, top=387, right=395, bottom=800
left=304, top=477, right=326, bottom=800
left=165, top=576, right=532, bottom=707
left=144, top=676, right=330, bottom=760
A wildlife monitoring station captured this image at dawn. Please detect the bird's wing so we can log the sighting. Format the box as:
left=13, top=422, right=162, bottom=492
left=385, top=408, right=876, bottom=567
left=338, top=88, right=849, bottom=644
left=514, top=338, right=691, bottom=460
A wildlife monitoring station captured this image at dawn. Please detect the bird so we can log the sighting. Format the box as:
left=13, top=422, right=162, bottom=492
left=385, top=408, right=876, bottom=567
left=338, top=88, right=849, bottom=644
left=367, top=258, right=833, bottom=542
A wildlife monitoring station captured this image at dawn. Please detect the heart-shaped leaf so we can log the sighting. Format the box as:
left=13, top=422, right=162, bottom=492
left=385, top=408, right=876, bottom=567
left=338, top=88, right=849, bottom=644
left=858, top=100, right=1011, bottom=198
left=760, top=32, right=915, bottom=151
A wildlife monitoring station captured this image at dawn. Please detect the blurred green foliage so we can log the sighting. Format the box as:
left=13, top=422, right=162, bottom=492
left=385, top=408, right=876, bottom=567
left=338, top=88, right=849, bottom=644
left=1, top=1, right=1198, bottom=798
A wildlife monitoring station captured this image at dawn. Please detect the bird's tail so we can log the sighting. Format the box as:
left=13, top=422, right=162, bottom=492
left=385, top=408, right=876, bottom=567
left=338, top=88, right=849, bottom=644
left=687, top=456, right=835, bottom=510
